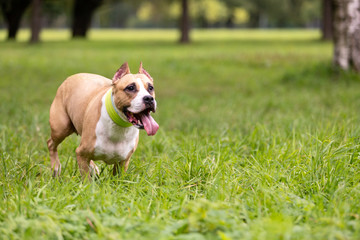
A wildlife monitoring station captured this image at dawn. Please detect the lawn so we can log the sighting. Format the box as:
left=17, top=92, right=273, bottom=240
left=0, top=29, right=360, bottom=239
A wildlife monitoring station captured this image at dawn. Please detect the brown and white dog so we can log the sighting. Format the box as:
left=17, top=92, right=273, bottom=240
left=47, top=62, right=159, bottom=179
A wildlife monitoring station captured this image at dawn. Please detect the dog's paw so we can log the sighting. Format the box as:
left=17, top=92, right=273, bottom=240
left=89, top=160, right=100, bottom=176
left=52, top=164, right=61, bottom=178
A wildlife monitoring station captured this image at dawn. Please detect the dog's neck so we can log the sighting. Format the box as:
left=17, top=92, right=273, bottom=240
left=105, top=88, right=132, bottom=128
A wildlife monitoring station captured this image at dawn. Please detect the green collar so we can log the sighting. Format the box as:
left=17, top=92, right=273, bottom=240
left=105, top=89, right=132, bottom=128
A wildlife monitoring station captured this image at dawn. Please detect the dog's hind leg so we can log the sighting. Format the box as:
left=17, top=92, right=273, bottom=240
left=48, top=100, right=75, bottom=177
left=112, top=152, right=134, bottom=176
left=112, top=163, right=121, bottom=176
left=47, top=138, right=62, bottom=177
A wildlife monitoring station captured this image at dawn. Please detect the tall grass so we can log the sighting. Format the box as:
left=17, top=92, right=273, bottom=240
left=0, top=29, right=360, bottom=239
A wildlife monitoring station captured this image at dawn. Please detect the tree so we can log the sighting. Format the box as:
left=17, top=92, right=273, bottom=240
left=234, top=0, right=320, bottom=28
left=30, top=0, right=42, bottom=43
left=0, top=0, right=31, bottom=40
left=192, top=0, right=228, bottom=28
left=179, top=0, right=190, bottom=43
left=72, top=0, right=104, bottom=38
left=322, top=0, right=333, bottom=40
left=333, top=0, right=360, bottom=72
left=130, top=0, right=190, bottom=42
left=222, top=0, right=241, bottom=28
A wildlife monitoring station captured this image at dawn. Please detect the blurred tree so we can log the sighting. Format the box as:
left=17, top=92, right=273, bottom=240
left=235, top=0, right=319, bottom=28
left=136, top=2, right=153, bottom=22
left=136, top=0, right=192, bottom=43
left=179, top=0, right=190, bottom=43
left=94, top=1, right=136, bottom=28
left=322, top=0, right=333, bottom=40
left=135, top=0, right=174, bottom=27
left=232, top=8, right=249, bottom=26
left=220, top=0, right=250, bottom=27
left=237, top=0, right=268, bottom=28
left=72, top=0, right=104, bottom=38
left=42, top=0, right=71, bottom=28
left=136, top=0, right=231, bottom=28
left=0, top=0, right=31, bottom=40
left=30, top=0, right=42, bottom=43
left=221, top=0, right=239, bottom=28
left=300, top=0, right=320, bottom=27
left=333, top=0, right=360, bottom=72
left=192, top=0, right=228, bottom=28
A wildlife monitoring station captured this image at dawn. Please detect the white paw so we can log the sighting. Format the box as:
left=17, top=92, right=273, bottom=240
left=89, top=160, right=100, bottom=176
left=52, top=164, right=61, bottom=178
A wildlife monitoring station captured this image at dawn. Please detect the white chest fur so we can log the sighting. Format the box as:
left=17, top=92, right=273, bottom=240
left=94, top=94, right=139, bottom=164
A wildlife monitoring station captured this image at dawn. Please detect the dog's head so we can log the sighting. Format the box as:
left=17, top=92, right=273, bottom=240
left=111, top=62, right=159, bottom=136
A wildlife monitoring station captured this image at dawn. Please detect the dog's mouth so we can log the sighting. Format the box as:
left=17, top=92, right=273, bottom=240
left=123, top=108, right=159, bottom=136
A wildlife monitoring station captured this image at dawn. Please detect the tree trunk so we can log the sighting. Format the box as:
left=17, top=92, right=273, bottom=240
left=322, top=0, right=333, bottom=40
left=225, top=13, right=234, bottom=28
left=179, top=0, right=190, bottom=43
left=1, top=0, right=31, bottom=40
left=72, top=0, right=103, bottom=38
left=248, top=11, right=260, bottom=28
left=333, top=0, right=360, bottom=72
left=30, top=0, right=42, bottom=43
left=348, top=0, right=360, bottom=71
left=333, top=0, right=348, bottom=69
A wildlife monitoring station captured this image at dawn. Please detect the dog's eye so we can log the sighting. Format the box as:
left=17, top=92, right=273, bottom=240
left=148, top=83, right=154, bottom=92
left=125, top=84, right=136, bottom=92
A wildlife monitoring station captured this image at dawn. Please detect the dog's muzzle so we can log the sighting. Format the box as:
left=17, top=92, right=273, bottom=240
left=143, top=95, right=156, bottom=112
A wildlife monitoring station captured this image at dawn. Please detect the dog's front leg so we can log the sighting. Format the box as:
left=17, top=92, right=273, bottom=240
left=76, top=147, right=91, bottom=181
left=89, top=160, right=100, bottom=176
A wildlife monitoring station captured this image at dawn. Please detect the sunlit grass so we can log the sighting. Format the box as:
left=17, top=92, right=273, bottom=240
left=0, top=28, right=320, bottom=42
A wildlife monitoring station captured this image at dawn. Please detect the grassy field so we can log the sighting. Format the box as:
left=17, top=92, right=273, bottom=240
left=1, top=29, right=360, bottom=239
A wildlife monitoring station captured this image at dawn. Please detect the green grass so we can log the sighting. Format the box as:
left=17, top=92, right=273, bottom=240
left=1, top=29, right=360, bottom=239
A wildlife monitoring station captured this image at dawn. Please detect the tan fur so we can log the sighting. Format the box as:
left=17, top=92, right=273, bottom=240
left=48, top=63, right=155, bottom=180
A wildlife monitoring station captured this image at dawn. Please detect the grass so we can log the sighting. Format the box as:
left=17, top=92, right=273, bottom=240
left=1, top=29, right=360, bottom=239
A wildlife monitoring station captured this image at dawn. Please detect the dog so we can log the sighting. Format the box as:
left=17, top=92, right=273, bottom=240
left=47, top=62, right=159, bottom=179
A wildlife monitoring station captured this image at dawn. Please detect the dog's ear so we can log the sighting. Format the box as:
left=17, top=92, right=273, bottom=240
left=138, top=62, right=153, bottom=82
left=113, top=62, right=131, bottom=84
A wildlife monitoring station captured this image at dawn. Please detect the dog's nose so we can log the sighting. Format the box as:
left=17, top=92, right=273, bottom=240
left=143, top=95, right=154, bottom=104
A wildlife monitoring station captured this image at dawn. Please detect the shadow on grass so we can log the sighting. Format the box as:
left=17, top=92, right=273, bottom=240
left=281, top=62, right=360, bottom=88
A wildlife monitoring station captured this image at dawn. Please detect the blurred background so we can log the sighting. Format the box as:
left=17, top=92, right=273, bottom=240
left=3, top=0, right=357, bottom=72
left=1, top=0, right=357, bottom=72
left=0, top=0, right=326, bottom=41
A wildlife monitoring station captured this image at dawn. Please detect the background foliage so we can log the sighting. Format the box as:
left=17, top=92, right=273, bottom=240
left=0, top=0, right=321, bottom=29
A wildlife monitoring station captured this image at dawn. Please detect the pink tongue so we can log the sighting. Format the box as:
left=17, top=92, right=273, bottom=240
left=140, top=113, right=159, bottom=136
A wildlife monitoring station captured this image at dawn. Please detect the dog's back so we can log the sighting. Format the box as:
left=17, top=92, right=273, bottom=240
left=50, top=73, right=111, bottom=135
